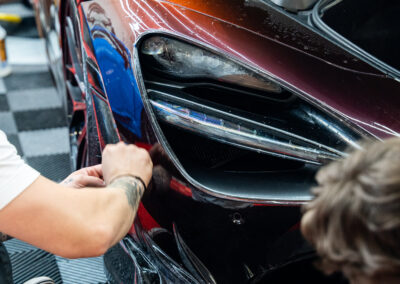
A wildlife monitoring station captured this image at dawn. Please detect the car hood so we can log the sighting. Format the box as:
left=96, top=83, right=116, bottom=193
left=159, top=0, right=380, bottom=75
left=87, top=0, right=400, bottom=139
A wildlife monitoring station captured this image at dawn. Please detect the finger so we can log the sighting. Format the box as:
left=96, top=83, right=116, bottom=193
left=63, top=169, right=82, bottom=178
left=85, top=164, right=103, bottom=178
left=77, top=176, right=105, bottom=188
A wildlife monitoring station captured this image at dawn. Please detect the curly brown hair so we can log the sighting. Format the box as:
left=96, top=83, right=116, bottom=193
left=301, top=138, right=400, bottom=283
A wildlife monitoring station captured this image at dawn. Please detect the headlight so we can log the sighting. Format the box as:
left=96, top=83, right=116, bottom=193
left=141, top=36, right=282, bottom=93
left=137, top=35, right=365, bottom=202
left=138, top=35, right=362, bottom=165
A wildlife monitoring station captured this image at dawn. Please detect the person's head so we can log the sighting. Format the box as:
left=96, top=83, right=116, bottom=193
left=301, top=138, right=400, bottom=284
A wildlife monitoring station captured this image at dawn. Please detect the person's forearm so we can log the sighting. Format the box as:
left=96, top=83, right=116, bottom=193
left=105, top=176, right=145, bottom=245
left=49, top=178, right=144, bottom=257
left=0, top=176, right=144, bottom=258
left=51, top=176, right=145, bottom=256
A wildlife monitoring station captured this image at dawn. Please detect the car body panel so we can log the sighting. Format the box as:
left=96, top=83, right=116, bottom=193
left=89, top=25, right=144, bottom=138
left=53, top=0, right=400, bottom=283
left=158, top=0, right=382, bottom=74
left=82, top=0, right=400, bottom=140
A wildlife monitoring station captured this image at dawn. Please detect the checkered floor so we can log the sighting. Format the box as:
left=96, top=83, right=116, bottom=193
left=0, top=66, right=108, bottom=284
left=0, top=2, right=108, bottom=282
left=0, top=67, right=71, bottom=182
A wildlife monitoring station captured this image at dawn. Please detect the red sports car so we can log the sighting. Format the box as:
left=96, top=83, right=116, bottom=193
left=34, top=0, right=400, bottom=283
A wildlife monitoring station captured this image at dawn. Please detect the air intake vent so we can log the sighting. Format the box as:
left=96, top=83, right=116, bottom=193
left=137, top=35, right=362, bottom=203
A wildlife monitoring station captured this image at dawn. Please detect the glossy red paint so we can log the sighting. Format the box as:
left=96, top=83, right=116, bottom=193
left=160, top=0, right=380, bottom=74
left=135, top=142, right=153, bottom=151
left=130, top=203, right=161, bottom=234
left=82, top=0, right=400, bottom=139
left=169, top=178, right=192, bottom=198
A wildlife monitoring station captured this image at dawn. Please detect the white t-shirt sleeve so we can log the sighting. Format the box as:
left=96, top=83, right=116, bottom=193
left=0, top=130, right=40, bottom=210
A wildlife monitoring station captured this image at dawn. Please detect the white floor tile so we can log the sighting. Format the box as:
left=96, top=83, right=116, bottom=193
left=0, top=111, right=17, bottom=134
left=7, top=36, right=48, bottom=66
left=19, top=127, right=69, bottom=157
left=7, top=87, right=61, bottom=111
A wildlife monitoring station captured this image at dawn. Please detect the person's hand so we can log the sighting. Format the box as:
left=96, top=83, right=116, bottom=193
left=60, top=164, right=105, bottom=188
left=102, top=142, right=153, bottom=186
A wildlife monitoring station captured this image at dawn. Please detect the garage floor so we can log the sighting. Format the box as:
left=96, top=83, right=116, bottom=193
left=1, top=67, right=71, bottom=181
left=0, top=2, right=107, bottom=283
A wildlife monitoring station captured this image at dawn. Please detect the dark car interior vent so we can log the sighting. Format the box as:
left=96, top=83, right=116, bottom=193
left=314, top=0, right=400, bottom=74
left=137, top=35, right=363, bottom=203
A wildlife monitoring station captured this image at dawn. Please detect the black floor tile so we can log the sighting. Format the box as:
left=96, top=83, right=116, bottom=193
left=26, top=153, right=71, bottom=182
left=4, top=72, right=54, bottom=91
left=14, top=108, right=66, bottom=131
left=4, top=18, right=39, bottom=38
left=0, top=95, right=9, bottom=111
left=6, top=134, right=23, bottom=156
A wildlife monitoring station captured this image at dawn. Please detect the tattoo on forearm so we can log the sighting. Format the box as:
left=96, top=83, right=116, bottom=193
left=109, top=177, right=144, bottom=213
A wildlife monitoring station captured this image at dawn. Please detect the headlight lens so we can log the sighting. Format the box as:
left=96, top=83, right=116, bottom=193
left=141, top=36, right=282, bottom=93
